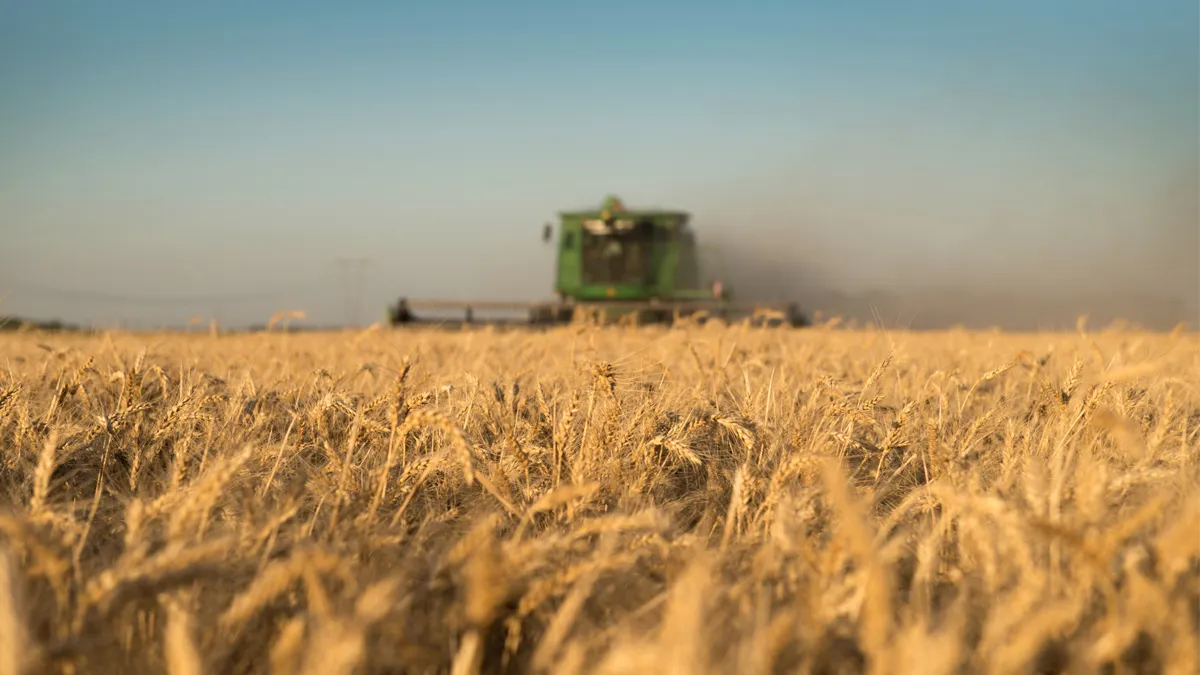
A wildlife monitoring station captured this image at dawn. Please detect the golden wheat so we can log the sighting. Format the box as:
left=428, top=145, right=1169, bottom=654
left=0, top=322, right=1194, bottom=674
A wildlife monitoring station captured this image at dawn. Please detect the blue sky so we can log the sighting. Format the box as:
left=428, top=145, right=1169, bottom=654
left=1, top=1, right=1196, bottom=328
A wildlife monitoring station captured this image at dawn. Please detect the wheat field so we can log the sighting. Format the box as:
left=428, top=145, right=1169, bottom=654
left=0, top=320, right=1196, bottom=675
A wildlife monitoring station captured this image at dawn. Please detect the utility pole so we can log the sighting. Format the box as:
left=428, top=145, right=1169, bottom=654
left=337, top=257, right=370, bottom=329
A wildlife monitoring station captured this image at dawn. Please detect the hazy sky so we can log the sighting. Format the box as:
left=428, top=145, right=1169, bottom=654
left=1, top=1, right=1197, bottom=328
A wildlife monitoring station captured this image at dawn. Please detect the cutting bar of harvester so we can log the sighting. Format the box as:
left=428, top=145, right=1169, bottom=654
left=388, top=298, right=808, bottom=327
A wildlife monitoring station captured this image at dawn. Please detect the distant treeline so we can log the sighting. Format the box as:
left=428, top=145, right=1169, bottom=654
left=0, top=315, right=353, bottom=333
left=0, top=316, right=88, bottom=333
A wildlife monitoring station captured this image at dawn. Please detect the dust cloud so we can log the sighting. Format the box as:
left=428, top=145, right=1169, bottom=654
left=689, top=148, right=1199, bottom=332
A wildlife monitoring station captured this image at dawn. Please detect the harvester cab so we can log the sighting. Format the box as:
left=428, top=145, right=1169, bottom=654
left=548, top=194, right=727, bottom=307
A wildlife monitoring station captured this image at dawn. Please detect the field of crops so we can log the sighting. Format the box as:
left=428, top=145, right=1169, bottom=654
left=0, top=322, right=1196, bottom=675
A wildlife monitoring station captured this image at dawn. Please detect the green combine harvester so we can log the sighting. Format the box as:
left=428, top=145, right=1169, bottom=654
left=387, top=195, right=808, bottom=327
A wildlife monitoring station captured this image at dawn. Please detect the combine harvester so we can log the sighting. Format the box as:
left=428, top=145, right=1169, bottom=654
left=387, top=195, right=808, bottom=328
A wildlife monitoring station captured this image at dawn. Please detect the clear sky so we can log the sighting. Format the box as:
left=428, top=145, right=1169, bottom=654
left=1, top=1, right=1197, bottom=328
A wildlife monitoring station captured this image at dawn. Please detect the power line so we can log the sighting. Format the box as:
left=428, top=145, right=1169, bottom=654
left=336, top=257, right=370, bottom=328
left=0, top=278, right=329, bottom=304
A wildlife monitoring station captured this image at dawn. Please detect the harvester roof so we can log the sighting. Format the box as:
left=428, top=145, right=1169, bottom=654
left=558, top=194, right=689, bottom=222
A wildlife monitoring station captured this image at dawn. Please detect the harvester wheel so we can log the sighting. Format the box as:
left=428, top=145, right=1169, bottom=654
left=389, top=298, right=414, bottom=325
